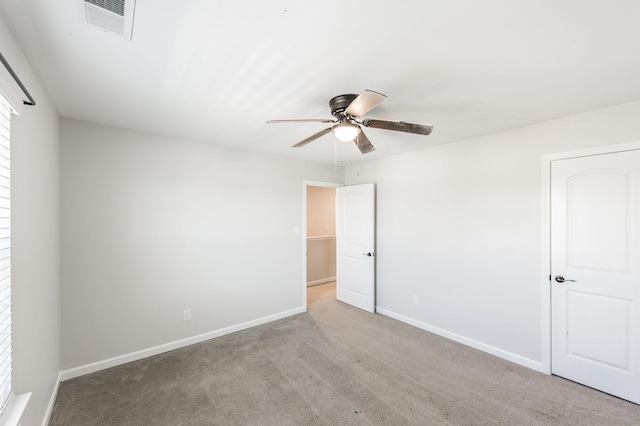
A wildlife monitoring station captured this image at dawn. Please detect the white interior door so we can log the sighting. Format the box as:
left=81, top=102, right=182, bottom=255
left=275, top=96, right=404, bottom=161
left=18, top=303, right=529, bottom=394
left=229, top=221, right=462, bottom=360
left=551, top=149, right=640, bottom=404
left=337, top=183, right=375, bottom=313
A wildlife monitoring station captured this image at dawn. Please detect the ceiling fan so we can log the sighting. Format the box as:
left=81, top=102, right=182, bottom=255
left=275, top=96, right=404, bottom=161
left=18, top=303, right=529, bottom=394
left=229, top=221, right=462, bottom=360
left=267, top=90, right=434, bottom=154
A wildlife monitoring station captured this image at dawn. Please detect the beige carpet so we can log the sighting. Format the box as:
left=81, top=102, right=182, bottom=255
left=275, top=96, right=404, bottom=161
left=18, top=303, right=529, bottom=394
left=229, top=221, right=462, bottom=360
left=49, top=282, right=640, bottom=425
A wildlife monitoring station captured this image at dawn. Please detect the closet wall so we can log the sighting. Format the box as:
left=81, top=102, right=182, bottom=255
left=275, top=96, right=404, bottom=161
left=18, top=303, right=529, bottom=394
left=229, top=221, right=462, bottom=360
left=306, top=186, right=336, bottom=286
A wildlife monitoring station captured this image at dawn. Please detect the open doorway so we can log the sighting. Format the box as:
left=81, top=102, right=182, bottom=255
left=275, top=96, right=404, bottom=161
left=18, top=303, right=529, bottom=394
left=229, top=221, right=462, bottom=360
left=303, top=181, right=341, bottom=310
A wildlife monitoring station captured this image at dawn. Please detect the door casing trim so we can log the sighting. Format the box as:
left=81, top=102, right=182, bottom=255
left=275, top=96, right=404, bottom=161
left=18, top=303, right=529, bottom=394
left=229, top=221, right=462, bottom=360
left=540, top=140, right=640, bottom=374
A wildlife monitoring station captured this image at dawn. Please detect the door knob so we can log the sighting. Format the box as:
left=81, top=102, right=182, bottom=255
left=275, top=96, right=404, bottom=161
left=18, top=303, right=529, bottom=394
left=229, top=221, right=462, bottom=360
left=362, top=252, right=374, bottom=257
left=555, top=275, right=577, bottom=283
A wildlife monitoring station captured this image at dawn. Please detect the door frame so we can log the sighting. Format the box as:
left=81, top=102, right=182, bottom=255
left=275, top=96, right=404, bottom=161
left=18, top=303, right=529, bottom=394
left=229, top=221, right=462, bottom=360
left=302, top=180, right=343, bottom=311
left=540, top=140, right=640, bottom=375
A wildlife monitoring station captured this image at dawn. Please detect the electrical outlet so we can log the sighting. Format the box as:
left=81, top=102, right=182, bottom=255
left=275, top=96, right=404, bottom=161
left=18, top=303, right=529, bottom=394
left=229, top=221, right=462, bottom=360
left=183, top=309, right=191, bottom=321
left=411, top=294, right=418, bottom=305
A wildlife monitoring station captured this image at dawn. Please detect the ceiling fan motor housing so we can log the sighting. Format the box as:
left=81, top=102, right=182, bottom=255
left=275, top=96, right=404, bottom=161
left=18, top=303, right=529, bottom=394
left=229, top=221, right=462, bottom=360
left=329, top=94, right=358, bottom=117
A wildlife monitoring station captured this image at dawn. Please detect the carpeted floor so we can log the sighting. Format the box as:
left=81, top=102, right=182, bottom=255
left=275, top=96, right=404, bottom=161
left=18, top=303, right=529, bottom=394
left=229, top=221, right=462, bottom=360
left=49, top=282, right=640, bottom=425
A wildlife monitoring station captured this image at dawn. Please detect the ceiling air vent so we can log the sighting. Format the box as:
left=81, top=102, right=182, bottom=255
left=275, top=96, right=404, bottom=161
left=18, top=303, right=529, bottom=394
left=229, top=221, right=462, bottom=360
left=76, top=0, right=136, bottom=40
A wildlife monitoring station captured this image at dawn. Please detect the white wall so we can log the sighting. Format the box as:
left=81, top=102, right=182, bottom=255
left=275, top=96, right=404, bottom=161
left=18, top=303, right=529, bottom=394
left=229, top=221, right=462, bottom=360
left=346, top=100, right=640, bottom=368
left=60, top=119, right=342, bottom=370
left=0, top=15, right=61, bottom=426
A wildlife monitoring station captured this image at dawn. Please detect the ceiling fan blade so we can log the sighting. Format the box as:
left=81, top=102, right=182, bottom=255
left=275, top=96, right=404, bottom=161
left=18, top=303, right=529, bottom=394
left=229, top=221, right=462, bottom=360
left=345, top=90, right=387, bottom=118
left=291, top=127, right=334, bottom=148
left=362, top=118, right=433, bottom=135
left=267, top=118, right=335, bottom=124
left=354, top=128, right=375, bottom=154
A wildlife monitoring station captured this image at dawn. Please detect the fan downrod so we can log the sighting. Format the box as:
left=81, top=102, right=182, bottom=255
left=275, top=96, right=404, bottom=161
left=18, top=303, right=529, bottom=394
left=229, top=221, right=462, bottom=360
left=329, top=94, right=357, bottom=117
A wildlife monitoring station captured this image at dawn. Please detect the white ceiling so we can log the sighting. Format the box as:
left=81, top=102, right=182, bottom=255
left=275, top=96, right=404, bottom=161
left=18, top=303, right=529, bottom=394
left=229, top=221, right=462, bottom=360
left=1, top=0, right=640, bottom=165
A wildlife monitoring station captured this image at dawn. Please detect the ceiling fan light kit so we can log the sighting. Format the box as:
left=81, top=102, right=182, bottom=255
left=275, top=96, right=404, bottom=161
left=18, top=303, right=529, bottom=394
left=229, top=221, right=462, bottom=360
left=333, top=118, right=360, bottom=142
left=267, top=89, right=434, bottom=154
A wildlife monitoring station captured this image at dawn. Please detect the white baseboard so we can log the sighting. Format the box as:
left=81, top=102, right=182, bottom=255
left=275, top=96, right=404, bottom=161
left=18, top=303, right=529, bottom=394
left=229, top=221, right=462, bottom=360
left=375, top=307, right=544, bottom=373
left=307, top=277, right=336, bottom=287
left=59, top=307, right=305, bottom=381
left=41, top=373, right=62, bottom=426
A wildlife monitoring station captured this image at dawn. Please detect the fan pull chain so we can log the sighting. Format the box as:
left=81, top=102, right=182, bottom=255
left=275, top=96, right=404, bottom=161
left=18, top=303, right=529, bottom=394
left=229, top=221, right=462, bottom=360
left=334, top=135, right=338, bottom=177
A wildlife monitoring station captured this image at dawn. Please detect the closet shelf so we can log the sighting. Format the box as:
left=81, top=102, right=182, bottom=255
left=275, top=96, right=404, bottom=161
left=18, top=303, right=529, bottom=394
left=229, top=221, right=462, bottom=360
left=306, top=235, right=336, bottom=241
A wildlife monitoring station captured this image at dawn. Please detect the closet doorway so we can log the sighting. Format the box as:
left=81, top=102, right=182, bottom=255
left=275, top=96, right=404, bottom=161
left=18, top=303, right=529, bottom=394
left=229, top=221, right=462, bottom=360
left=303, top=181, right=341, bottom=309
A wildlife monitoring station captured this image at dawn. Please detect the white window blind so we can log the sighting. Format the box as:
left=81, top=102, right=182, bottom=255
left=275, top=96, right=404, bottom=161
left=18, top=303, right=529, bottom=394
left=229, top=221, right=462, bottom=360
left=0, top=96, right=12, bottom=412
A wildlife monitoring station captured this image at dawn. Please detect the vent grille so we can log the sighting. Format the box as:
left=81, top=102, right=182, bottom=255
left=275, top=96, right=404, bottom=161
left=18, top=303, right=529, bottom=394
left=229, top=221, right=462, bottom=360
left=77, top=0, right=135, bottom=40
left=85, top=5, right=125, bottom=35
left=84, top=0, right=125, bottom=17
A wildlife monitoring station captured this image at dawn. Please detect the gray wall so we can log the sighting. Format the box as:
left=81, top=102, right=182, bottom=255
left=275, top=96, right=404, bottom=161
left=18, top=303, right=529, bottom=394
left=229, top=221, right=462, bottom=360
left=61, top=99, right=640, bottom=374
left=346, top=99, right=640, bottom=369
left=60, top=119, right=342, bottom=370
left=0, top=15, right=61, bottom=426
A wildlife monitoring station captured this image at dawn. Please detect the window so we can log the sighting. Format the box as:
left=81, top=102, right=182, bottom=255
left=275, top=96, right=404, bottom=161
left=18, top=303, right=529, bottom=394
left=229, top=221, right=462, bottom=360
left=0, top=95, right=11, bottom=412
